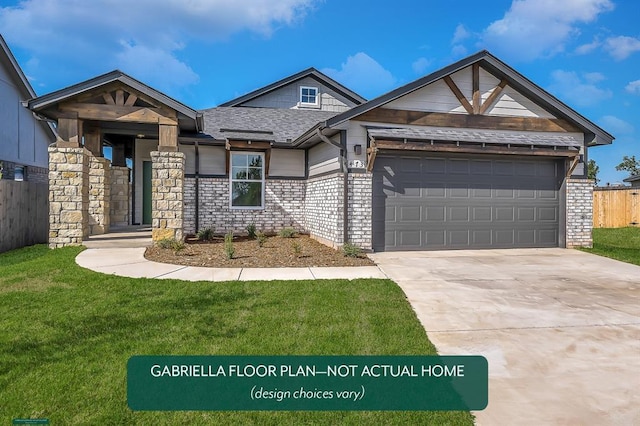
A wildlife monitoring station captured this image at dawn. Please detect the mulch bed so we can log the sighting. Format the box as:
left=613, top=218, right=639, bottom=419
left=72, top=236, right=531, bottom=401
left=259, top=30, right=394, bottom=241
left=144, top=234, right=375, bottom=268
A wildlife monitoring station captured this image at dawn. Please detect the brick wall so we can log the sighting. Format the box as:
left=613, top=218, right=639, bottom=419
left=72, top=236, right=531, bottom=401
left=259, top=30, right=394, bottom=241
left=0, top=160, right=48, bottom=184
left=566, top=179, right=593, bottom=248
left=304, top=173, right=344, bottom=247
left=347, top=173, right=372, bottom=250
left=184, top=177, right=306, bottom=235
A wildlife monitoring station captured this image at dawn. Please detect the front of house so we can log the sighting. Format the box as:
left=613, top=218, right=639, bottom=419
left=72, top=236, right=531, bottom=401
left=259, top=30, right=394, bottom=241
left=28, top=51, right=613, bottom=251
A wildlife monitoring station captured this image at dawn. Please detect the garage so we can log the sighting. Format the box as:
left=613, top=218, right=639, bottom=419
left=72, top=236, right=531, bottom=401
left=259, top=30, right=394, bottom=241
left=372, top=153, right=563, bottom=251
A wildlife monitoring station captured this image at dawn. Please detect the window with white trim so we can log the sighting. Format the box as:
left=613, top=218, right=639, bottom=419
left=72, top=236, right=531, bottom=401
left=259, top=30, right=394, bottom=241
left=300, top=86, right=318, bottom=105
left=230, top=152, right=264, bottom=209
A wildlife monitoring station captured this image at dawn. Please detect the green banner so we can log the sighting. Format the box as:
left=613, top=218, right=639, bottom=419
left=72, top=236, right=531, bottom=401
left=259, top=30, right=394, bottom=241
left=128, top=355, right=487, bottom=411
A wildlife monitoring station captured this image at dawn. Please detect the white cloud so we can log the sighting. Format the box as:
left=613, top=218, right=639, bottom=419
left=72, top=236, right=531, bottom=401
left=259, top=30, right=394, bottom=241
left=625, top=80, right=640, bottom=95
left=575, top=38, right=601, bottom=55
left=412, top=57, right=431, bottom=75
left=598, top=115, right=634, bottom=135
left=604, top=36, right=640, bottom=60
left=451, top=44, right=468, bottom=58
left=452, top=24, right=470, bottom=44
left=548, top=70, right=612, bottom=107
left=481, top=0, right=614, bottom=61
left=0, top=0, right=317, bottom=90
left=584, top=72, right=605, bottom=84
left=322, top=53, right=396, bottom=98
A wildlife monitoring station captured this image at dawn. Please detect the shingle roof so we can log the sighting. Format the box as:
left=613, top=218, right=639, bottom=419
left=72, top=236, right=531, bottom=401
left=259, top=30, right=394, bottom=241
left=623, top=174, right=640, bottom=183
left=326, top=50, right=614, bottom=146
left=200, top=107, right=338, bottom=144
left=367, top=127, right=583, bottom=147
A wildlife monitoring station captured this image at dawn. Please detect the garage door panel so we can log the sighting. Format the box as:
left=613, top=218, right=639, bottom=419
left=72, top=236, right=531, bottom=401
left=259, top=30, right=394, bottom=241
left=373, top=154, right=560, bottom=251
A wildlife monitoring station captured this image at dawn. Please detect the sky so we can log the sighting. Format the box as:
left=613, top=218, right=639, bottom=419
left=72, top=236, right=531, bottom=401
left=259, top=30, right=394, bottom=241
left=1, top=0, right=638, bottom=185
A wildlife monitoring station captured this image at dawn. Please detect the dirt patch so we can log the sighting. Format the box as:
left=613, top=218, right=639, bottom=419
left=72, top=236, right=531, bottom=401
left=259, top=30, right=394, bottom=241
left=145, top=234, right=375, bottom=268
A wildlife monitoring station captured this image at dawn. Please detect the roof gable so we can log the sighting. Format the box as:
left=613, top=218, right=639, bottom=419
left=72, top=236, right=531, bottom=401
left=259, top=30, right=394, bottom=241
left=28, top=70, right=201, bottom=132
left=219, top=67, right=366, bottom=108
left=327, top=50, right=613, bottom=146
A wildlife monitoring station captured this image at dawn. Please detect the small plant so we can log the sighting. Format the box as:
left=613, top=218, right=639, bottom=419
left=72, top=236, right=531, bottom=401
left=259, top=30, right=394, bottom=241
left=342, top=242, right=362, bottom=258
left=246, top=223, right=257, bottom=239
left=256, top=231, right=267, bottom=248
left=278, top=227, right=298, bottom=238
left=291, top=241, right=302, bottom=257
left=224, top=231, right=235, bottom=259
left=156, top=238, right=185, bottom=252
left=196, top=227, right=215, bottom=241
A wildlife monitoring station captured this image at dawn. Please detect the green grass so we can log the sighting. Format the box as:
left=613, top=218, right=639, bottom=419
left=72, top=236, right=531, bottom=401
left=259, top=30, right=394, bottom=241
left=0, top=245, right=473, bottom=425
left=579, top=227, right=640, bottom=266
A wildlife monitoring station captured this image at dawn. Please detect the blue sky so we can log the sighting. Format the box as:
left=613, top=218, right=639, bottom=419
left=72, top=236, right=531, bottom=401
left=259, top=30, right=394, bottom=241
left=1, top=0, right=638, bottom=184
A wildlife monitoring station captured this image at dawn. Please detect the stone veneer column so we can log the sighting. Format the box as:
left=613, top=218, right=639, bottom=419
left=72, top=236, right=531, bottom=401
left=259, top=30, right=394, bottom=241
left=48, top=146, right=89, bottom=248
left=151, top=151, right=184, bottom=242
left=110, top=166, right=130, bottom=226
left=88, top=155, right=111, bottom=235
left=566, top=179, right=594, bottom=248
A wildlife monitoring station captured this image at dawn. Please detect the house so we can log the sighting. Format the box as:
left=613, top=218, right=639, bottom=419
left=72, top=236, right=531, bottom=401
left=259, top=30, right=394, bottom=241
left=0, top=34, right=56, bottom=253
left=623, top=175, right=640, bottom=187
left=0, top=34, right=54, bottom=183
left=27, top=50, right=613, bottom=251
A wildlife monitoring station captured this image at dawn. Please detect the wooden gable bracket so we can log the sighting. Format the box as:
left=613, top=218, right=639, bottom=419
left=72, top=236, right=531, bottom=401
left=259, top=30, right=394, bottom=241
left=224, top=139, right=273, bottom=176
left=444, top=64, right=510, bottom=117
left=366, top=137, right=378, bottom=172
left=566, top=154, right=582, bottom=178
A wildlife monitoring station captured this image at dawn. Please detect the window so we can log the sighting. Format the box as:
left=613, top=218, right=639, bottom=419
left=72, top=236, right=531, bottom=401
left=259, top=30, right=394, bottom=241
left=14, top=165, right=25, bottom=181
left=230, top=152, right=264, bottom=209
left=300, top=86, right=318, bottom=105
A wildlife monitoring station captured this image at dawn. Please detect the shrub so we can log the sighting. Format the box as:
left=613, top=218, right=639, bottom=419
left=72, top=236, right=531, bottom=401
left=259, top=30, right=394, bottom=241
left=342, top=242, right=362, bottom=258
left=256, top=231, right=267, bottom=248
left=224, top=232, right=235, bottom=259
left=291, top=241, right=302, bottom=257
left=156, top=238, right=185, bottom=252
left=246, top=223, right=257, bottom=239
left=196, top=227, right=215, bottom=241
left=278, top=227, right=298, bottom=238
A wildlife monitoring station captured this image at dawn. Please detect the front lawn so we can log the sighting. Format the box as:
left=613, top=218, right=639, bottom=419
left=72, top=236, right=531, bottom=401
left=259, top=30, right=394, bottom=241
left=580, top=227, right=640, bottom=266
left=0, top=245, right=473, bottom=425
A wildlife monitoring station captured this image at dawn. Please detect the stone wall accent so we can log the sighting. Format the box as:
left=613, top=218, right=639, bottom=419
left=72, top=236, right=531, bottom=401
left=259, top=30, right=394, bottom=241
left=151, top=151, right=184, bottom=242
left=110, top=166, right=130, bottom=227
left=304, top=173, right=344, bottom=247
left=566, top=179, right=593, bottom=248
left=48, top=146, right=89, bottom=248
left=88, top=155, right=110, bottom=235
left=184, top=177, right=306, bottom=235
left=347, top=173, right=372, bottom=250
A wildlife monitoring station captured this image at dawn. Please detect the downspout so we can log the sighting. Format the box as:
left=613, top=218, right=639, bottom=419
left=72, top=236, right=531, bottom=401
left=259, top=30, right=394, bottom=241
left=195, top=141, right=200, bottom=233
left=315, top=127, right=349, bottom=246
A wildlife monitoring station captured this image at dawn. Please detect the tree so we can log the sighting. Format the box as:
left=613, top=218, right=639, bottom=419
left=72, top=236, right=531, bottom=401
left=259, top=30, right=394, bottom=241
left=615, top=155, right=640, bottom=177
left=587, top=159, right=600, bottom=185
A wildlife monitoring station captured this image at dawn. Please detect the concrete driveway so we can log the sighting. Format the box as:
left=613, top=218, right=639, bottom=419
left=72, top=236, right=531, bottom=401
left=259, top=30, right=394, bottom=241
left=370, top=248, right=640, bottom=425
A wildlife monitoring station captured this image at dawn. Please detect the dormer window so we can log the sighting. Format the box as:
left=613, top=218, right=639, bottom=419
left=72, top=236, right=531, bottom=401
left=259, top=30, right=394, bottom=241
left=300, top=86, right=318, bottom=106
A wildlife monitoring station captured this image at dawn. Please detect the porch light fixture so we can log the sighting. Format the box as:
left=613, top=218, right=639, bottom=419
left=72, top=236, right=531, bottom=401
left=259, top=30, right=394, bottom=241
left=354, top=144, right=362, bottom=155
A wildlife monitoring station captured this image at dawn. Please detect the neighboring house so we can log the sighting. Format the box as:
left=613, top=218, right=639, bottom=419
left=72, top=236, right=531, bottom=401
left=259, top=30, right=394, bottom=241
left=623, top=175, right=640, bottom=187
left=0, top=34, right=56, bottom=253
left=0, top=34, right=55, bottom=182
left=27, top=50, right=613, bottom=251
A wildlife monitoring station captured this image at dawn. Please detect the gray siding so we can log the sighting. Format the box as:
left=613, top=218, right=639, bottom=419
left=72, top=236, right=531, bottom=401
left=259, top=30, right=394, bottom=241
left=0, top=59, right=51, bottom=170
left=308, top=140, right=340, bottom=177
left=242, top=76, right=354, bottom=112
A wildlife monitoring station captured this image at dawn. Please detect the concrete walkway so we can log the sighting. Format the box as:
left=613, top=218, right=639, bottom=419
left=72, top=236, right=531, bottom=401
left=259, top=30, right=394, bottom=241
left=76, top=227, right=387, bottom=281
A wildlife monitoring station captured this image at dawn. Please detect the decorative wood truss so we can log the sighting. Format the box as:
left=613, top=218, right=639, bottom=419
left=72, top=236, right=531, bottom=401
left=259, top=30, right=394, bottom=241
left=362, top=64, right=582, bottom=171
left=49, top=84, right=180, bottom=152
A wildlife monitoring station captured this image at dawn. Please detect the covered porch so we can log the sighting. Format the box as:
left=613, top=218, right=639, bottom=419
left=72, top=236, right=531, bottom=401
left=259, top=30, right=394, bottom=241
left=28, top=71, right=201, bottom=248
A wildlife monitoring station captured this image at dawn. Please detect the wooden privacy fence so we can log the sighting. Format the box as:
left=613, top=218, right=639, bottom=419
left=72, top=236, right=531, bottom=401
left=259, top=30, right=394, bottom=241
left=0, top=180, right=49, bottom=253
left=593, top=187, right=640, bottom=228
